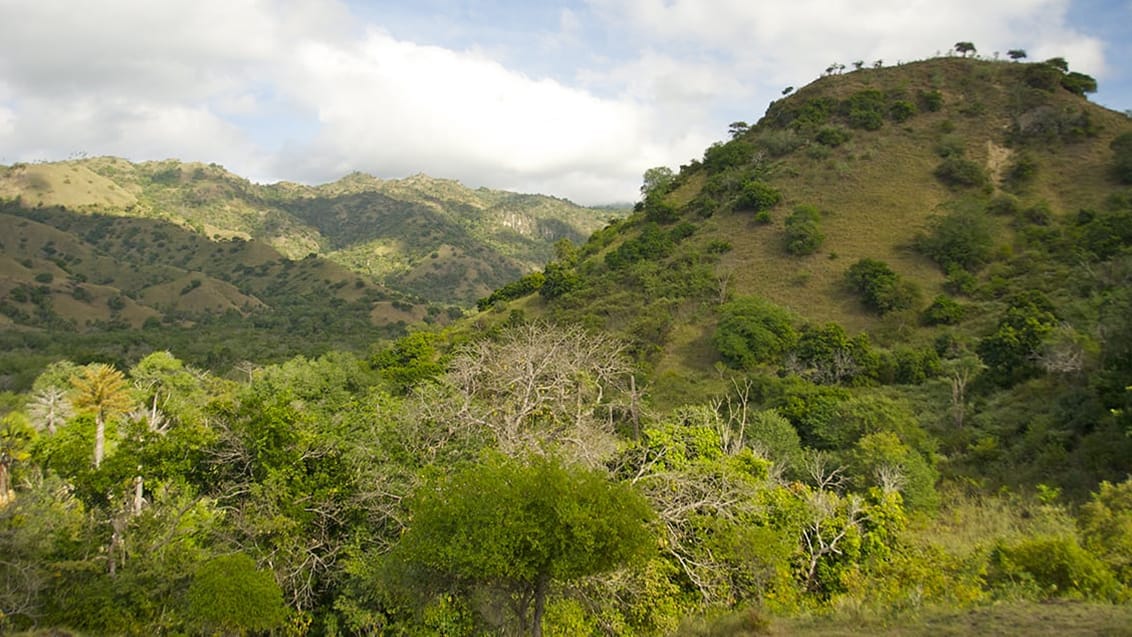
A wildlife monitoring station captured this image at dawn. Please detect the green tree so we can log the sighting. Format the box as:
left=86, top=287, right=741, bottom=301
left=1007, top=49, right=1028, bottom=61
left=641, top=166, right=676, bottom=198
left=391, top=454, right=654, bottom=636
left=954, top=41, right=977, bottom=57
left=714, top=295, right=798, bottom=369
left=186, top=553, right=288, bottom=636
left=1061, top=71, right=1098, bottom=96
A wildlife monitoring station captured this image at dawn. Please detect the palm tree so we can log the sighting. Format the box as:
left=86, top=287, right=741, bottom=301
left=70, top=364, right=133, bottom=467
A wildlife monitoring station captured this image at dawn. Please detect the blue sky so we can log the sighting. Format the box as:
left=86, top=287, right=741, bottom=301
left=1, top=0, right=1129, bottom=204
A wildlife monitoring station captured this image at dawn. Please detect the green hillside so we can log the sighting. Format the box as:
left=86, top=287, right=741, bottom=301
left=0, top=159, right=619, bottom=305
left=477, top=55, right=1132, bottom=493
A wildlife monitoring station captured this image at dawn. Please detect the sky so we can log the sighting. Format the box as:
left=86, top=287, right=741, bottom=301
left=0, top=1, right=1129, bottom=205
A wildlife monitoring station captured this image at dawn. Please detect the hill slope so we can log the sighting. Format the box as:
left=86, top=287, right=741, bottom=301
left=475, top=55, right=1132, bottom=495
left=0, top=160, right=619, bottom=305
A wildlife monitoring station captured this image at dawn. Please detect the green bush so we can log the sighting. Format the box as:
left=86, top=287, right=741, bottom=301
left=1061, top=71, right=1097, bottom=96
left=922, top=294, right=965, bottom=325
left=915, top=209, right=995, bottom=272
left=918, top=89, right=944, bottom=112
left=1004, top=152, right=1039, bottom=191
left=989, top=535, right=1122, bottom=601
left=1024, top=63, right=1063, bottom=91
left=783, top=205, right=824, bottom=256
left=714, top=295, right=798, bottom=368
left=845, top=258, right=919, bottom=315
left=934, top=156, right=989, bottom=189
left=186, top=553, right=288, bottom=635
left=1112, top=132, right=1132, bottom=184
left=815, top=126, right=851, bottom=147
left=737, top=181, right=782, bottom=212
left=889, top=100, right=917, bottom=122
left=703, top=140, right=755, bottom=173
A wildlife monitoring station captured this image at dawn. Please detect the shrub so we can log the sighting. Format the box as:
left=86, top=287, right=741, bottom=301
left=1112, top=132, right=1132, bottom=184
left=934, top=156, right=989, bottom=189
left=922, top=294, right=965, bottom=325
left=186, top=554, right=288, bottom=635
left=784, top=205, right=824, bottom=256
left=714, top=295, right=798, bottom=368
left=1079, top=478, right=1132, bottom=586
left=736, top=181, right=782, bottom=212
left=1024, top=63, right=1063, bottom=91
left=989, top=535, right=1122, bottom=601
left=703, top=140, right=755, bottom=172
left=918, top=89, right=944, bottom=112
left=845, top=258, right=919, bottom=315
left=843, top=90, right=887, bottom=131
left=1061, top=71, right=1098, bottom=96
left=915, top=210, right=995, bottom=272
left=756, top=128, right=805, bottom=156
left=477, top=271, right=545, bottom=310
left=815, top=126, right=851, bottom=147
left=889, top=100, right=917, bottom=122
left=1004, top=152, right=1039, bottom=191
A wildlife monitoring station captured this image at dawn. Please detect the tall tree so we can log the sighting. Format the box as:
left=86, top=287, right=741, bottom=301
left=70, top=364, right=132, bottom=468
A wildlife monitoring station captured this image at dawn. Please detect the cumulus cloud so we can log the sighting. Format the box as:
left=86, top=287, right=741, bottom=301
left=0, top=0, right=1122, bottom=203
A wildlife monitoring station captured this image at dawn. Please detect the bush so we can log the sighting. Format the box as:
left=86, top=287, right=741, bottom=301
left=1112, top=132, right=1132, bottom=184
left=1004, top=152, right=1039, bottom=191
left=186, top=554, right=288, bottom=635
left=737, top=181, right=782, bottom=212
left=1079, top=478, right=1132, bottom=586
left=918, top=90, right=944, bottom=112
left=703, top=140, right=755, bottom=173
left=756, top=128, right=805, bottom=156
left=934, top=157, right=989, bottom=189
left=845, top=258, right=919, bottom=315
left=889, top=100, right=917, bottom=122
left=783, top=205, right=824, bottom=256
left=989, top=535, right=1122, bottom=601
left=815, top=126, right=850, bottom=147
left=1061, top=71, right=1098, bottom=96
left=714, top=296, right=798, bottom=368
left=922, top=294, right=965, bottom=325
left=1024, top=63, right=1063, bottom=91
left=915, top=210, right=995, bottom=272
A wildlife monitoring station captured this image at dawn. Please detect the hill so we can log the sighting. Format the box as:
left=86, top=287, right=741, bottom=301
left=473, top=55, right=1132, bottom=495
left=0, top=159, right=619, bottom=305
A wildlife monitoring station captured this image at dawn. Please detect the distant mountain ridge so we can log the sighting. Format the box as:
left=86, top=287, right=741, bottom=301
left=0, top=159, right=621, bottom=305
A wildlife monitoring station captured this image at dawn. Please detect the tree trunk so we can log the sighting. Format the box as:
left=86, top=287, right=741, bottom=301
left=0, top=461, right=11, bottom=506
left=94, top=412, right=105, bottom=468
left=133, top=475, right=144, bottom=515
left=531, top=575, right=549, bottom=637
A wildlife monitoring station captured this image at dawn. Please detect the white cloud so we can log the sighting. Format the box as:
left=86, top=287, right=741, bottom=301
left=0, top=0, right=1120, bottom=203
left=272, top=30, right=697, bottom=202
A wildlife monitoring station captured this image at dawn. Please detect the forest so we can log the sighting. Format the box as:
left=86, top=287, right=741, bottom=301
left=2, top=55, right=1132, bottom=636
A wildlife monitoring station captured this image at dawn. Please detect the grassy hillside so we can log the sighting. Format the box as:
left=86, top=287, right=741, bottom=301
left=0, top=159, right=620, bottom=305
left=474, top=55, right=1132, bottom=496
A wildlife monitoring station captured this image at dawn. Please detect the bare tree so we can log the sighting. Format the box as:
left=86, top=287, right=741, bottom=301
left=443, top=323, right=632, bottom=465
left=800, top=490, right=865, bottom=591
left=27, top=387, right=72, bottom=434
